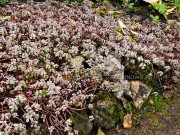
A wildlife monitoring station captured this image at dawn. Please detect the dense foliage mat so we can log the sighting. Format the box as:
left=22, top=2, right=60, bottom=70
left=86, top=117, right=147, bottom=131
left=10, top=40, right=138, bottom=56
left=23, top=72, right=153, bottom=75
left=0, top=2, right=179, bottom=134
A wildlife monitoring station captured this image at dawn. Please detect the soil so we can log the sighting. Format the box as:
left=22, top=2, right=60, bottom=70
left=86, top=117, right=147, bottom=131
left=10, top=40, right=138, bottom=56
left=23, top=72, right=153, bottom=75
left=95, top=87, right=180, bottom=135
left=123, top=88, right=180, bottom=135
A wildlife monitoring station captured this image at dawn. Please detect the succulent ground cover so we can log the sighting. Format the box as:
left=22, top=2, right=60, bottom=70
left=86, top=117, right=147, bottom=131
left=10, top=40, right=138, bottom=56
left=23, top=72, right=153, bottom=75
left=0, top=2, right=179, bottom=135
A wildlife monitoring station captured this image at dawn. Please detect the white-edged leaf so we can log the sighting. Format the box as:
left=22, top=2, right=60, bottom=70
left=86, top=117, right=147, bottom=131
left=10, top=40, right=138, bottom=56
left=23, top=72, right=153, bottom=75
left=142, top=0, right=159, bottom=4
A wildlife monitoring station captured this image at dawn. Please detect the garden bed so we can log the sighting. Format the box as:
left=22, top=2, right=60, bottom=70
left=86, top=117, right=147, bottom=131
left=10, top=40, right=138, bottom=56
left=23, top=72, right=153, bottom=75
left=0, top=1, right=179, bottom=135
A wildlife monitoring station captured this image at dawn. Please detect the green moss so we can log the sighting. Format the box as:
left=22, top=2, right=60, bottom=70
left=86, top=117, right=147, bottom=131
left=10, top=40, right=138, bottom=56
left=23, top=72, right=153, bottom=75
left=109, top=106, right=115, bottom=115
left=69, top=111, right=93, bottom=135
left=149, top=115, right=159, bottom=126
left=70, top=115, right=77, bottom=125
left=154, top=95, right=168, bottom=112
left=98, top=110, right=114, bottom=123
left=94, top=92, right=124, bottom=129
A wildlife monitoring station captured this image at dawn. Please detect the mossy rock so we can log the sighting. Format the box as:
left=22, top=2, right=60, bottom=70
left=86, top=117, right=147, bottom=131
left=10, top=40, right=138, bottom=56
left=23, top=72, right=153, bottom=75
left=70, top=110, right=93, bottom=135
left=92, top=91, right=124, bottom=130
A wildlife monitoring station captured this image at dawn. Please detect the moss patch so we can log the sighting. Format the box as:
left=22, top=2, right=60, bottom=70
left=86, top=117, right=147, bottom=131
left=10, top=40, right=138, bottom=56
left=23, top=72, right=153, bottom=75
left=70, top=110, right=93, bottom=135
left=92, top=91, right=124, bottom=129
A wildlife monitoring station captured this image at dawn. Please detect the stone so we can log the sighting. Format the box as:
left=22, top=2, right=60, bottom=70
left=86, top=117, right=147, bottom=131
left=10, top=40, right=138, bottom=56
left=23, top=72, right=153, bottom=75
left=70, top=110, right=93, bottom=135
left=113, top=82, right=124, bottom=99
left=112, top=80, right=130, bottom=109
left=92, top=91, right=124, bottom=130
left=103, top=55, right=124, bottom=81
left=129, top=81, right=151, bottom=109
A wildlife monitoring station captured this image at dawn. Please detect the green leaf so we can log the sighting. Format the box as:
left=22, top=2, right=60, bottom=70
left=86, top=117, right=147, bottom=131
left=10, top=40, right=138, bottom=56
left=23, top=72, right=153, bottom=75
left=150, top=14, right=159, bottom=22
left=108, top=10, right=121, bottom=16
left=40, top=90, right=48, bottom=97
left=95, top=9, right=106, bottom=16
left=29, top=72, right=34, bottom=78
left=152, top=2, right=167, bottom=15
left=128, top=3, right=134, bottom=9
left=74, top=102, right=81, bottom=107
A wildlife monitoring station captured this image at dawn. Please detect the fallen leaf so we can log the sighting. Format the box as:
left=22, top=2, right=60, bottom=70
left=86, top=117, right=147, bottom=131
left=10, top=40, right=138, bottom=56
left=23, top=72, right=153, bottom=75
left=128, top=35, right=136, bottom=43
left=123, top=114, right=132, bottom=128
left=118, top=19, right=127, bottom=34
left=163, top=90, right=172, bottom=99
left=163, top=80, right=174, bottom=90
left=115, top=29, right=123, bottom=35
left=97, top=128, right=105, bottom=135
left=166, top=6, right=176, bottom=15
left=108, top=11, right=121, bottom=16
left=150, top=99, right=155, bottom=105
left=118, top=19, right=126, bottom=29
left=130, top=30, right=139, bottom=35
left=166, top=84, right=174, bottom=90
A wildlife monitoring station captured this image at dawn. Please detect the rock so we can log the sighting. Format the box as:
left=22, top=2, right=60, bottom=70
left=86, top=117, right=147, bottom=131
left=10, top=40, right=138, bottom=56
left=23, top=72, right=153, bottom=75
left=128, top=81, right=151, bottom=109
left=92, top=91, right=124, bottom=130
left=171, top=75, right=179, bottom=84
left=70, top=110, right=93, bottom=135
left=113, top=80, right=130, bottom=99
left=100, top=80, right=130, bottom=109
left=112, top=80, right=130, bottom=109
left=113, top=82, right=124, bottom=99
left=103, top=55, right=124, bottom=81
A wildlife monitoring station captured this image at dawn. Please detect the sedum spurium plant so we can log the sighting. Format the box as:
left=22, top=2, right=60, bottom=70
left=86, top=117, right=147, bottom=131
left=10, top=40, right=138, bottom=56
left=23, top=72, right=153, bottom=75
left=0, top=2, right=179, bottom=134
